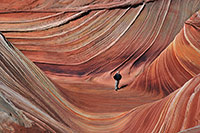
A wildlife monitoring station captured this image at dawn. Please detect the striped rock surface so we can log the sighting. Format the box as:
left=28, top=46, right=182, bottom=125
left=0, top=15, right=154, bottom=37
left=0, top=0, right=200, bottom=132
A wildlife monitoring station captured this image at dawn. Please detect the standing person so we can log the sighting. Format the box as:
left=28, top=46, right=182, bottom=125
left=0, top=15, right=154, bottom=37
left=113, top=71, right=122, bottom=91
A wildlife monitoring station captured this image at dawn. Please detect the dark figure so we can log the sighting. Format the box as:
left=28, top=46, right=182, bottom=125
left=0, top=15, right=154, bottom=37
left=113, top=71, right=122, bottom=91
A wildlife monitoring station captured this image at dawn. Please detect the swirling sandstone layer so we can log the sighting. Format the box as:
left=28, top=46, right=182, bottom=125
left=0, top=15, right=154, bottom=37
left=0, top=29, right=200, bottom=132
left=1, top=0, right=199, bottom=79
left=0, top=0, right=199, bottom=132
left=130, top=11, right=200, bottom=96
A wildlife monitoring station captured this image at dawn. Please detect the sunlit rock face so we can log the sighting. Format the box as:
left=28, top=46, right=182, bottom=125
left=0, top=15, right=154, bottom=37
left=0, top=0, right=199, bottom=132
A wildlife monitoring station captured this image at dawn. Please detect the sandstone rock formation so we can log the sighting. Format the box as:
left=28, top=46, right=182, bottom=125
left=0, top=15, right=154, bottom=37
left=0, top=0, right=199, bottom=132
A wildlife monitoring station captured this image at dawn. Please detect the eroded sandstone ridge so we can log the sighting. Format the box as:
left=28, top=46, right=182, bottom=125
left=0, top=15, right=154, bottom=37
left=0, top=0, right=200, bottom=132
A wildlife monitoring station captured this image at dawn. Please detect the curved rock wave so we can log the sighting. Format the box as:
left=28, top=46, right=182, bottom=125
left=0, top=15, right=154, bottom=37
left=0, top=31, right=200, bottom=132
left=0, top=0, right=199, bottom=132
left=130, top=11, right=200, bottom=96
left=0, top=0, right=199, bottom=78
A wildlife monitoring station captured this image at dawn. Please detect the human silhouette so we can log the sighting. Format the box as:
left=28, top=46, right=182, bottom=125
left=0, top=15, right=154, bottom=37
left=113, top=71, right=122, bottom=91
